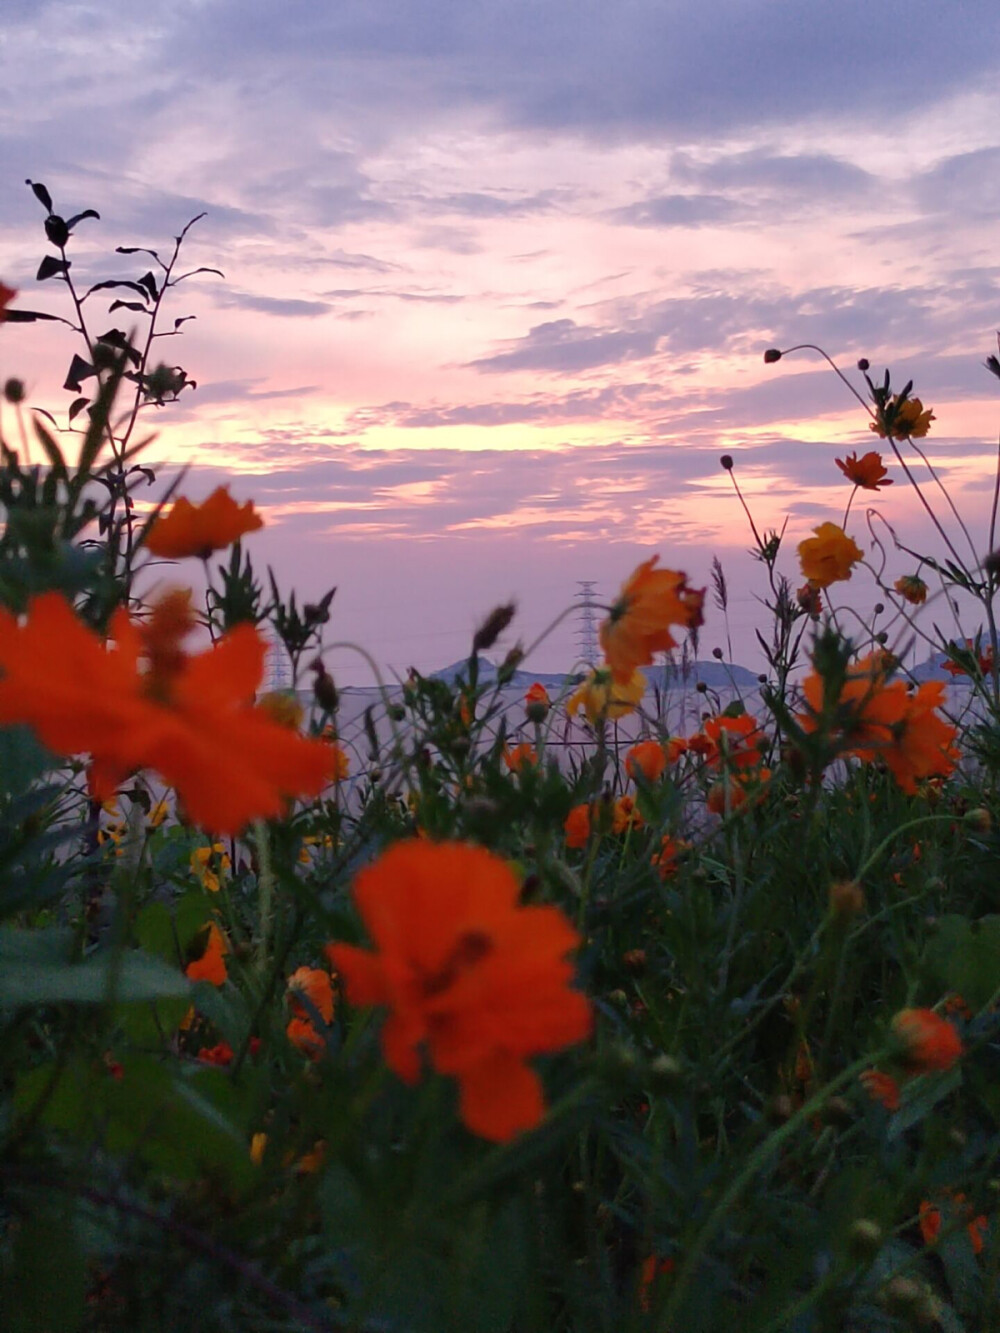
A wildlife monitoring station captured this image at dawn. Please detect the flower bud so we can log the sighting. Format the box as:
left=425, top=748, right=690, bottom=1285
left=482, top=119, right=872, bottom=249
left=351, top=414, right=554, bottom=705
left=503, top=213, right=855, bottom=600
left=4, top=378, right=25, bottom=404
left=763, top=348, right=782, bottom=364
left=720, top=454, right=734, bottom=470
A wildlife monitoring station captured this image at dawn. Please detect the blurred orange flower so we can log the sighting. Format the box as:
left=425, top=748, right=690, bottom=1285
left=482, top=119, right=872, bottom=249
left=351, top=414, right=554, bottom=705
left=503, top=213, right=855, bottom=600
left=798, top=522, right=864, bottom=589
left=524, top=681, right=550, bottom=713
left=146, top=486, right=263, bottom=559
left=894, top=574, right=928, bottom=606
left=600, top=557, right=704, bottom=683
left=701, top=714, right=766, bottom=770
left=859, top=1068, right=901, bottom=1112
left=186, top=922, right=228, bottom=986
left=612, top=794, right=643, bottom=834
left=326, top=840, right=592, bottom=1142
left=836, top=450, right=892, bottom=490
left=942, top=637, right=994, bottom=678
left=892, top=1008, right=963, bottom=1072
left=665, top=736, right=688, bottom=763
left=651, top=834, right=686, bottom=880
left=0, top=591, right=333, bottom=834
left=564, top=803, right=593, bottom=849
left=503, top=741, right=537, bottom=773
left=919, top=1194, right=987, bottom=1254
left=625, top=739, right=667, bottom=784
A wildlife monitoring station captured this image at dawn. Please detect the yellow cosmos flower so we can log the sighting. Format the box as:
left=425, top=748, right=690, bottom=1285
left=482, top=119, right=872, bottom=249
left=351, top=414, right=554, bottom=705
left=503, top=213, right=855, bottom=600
left=567, top=666, right=645, bottom=725
left=798, top=522, right=864, bottom=589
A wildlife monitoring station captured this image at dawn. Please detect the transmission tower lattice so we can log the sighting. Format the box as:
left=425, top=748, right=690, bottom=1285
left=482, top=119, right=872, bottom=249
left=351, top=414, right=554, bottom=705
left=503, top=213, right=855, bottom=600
left=575, top=581, right=600, bottom=666
left=264, top=633, right=291, bottom=692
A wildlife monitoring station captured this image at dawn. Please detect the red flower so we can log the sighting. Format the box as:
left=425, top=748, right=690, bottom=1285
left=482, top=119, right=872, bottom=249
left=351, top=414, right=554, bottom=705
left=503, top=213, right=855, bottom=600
left=186, top=923, right=228, bottom=986
left=836, top=450, right=892, bottom=490
left=327, top=840, right=592, bottom=1142
left=0, top=283, right=16, bottom=322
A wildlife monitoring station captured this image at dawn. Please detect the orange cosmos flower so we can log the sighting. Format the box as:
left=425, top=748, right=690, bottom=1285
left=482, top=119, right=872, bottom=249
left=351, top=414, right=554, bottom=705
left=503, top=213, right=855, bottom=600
left=894, top=574, right=928, bottom=606
left=564, top=803, right=593, bottom=849
left=0, top=282, right=16, bottom=321
left=503, top=741, right=537, bottom=773
left=836, top=450, right=892, bottom=490
left=638, top=1255, right=675, bottom=1312
left=190, top=843, right=230, bottom=893
left=185, top=922, right=228, bottom=986
left=796, top=582, right=823, bottom=618
left=665, top=736, right=688, bottom=764
left=323, top=738, right=350, bottom=782
left=146, top=486, right=263, bottom=559
left=567, top=666, right=645, bottom=724
left=326, top=840, right=592, bottom=1142
left=870, top=395, right=935, bottom=440
left=197, top=1042, right=234, bottom=1066
left=0, top=591, right=333, bottom=834
left=859, top=1068, right=901, bottom=1112
left=651, top=834, right=686, bottom=880
left=701, top=714, right=766, bottom=770
left=524, top=682, right=550, bottom=721
left=612, top=794, right=643, bottom=834
left=625, top=739, right=667, bottom=783
left=600, top=557, right=704, bottom=683
left=891, top=1008, right=963, bottom=1072
left=942, top=637, right=995, bottom=678
left=286, top=966, right=336, bottom=1059
left=798, top=522, right=864, bottom=589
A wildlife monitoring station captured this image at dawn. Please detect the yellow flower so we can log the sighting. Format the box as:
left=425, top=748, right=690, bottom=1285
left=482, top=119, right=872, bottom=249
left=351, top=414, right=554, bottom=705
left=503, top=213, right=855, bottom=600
left=798, top=522, right=864, bottom=589
left=567, top=666, right=645, bottom=725
left=190, top=843, right=231, bottom=893
left=257, top=690, right=304, bottom=730
left=147, top=798, right=170, bottom=828
left=600, top=557, right=704, bottom=683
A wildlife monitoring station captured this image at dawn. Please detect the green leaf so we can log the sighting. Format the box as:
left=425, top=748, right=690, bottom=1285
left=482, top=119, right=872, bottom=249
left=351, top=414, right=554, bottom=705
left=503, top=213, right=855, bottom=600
left=0, top=939, right=189, bottom=1008
left=922, top=914, right=1000, bottom=1011
left=0, top=1206, right=86, bottom=1333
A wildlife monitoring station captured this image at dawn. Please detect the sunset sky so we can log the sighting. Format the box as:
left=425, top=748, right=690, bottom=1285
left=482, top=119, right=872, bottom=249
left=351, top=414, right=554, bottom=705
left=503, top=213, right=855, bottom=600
left=3, top=1, right=1000, bottom=683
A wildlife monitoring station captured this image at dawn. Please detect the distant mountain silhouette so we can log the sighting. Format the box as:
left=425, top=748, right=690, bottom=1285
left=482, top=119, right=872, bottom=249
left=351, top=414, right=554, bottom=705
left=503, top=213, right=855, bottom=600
left=429, top=656, right=760, bottom=690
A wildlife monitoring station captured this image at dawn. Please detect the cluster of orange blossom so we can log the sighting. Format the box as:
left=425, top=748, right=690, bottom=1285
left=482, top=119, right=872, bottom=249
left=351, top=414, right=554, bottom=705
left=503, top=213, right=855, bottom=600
left=798, top=651, right=958, bottom=794
left=327, top=839, right=592, bottom=1143
left=0, top=588, right=333, bottom=834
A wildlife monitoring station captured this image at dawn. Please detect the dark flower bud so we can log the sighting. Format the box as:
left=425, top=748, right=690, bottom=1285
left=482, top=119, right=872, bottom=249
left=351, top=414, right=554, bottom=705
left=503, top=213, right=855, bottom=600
left=4, top=378, right=25, bottom=404
left=857, top=358, right=870, bottom=372
left=763, top=348, right=782, bottom=364
left=720, top=454, right=734, bottom=470
left=712, top=647, right=723, bottom=659
left=472, top=602, right=516, bottom=654
left=309, top=657, right=339, bottom=713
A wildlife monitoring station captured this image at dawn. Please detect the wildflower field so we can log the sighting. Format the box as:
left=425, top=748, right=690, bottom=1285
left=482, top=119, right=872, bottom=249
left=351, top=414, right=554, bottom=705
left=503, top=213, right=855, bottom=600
left=2, top=183, right=1000, bottom=1332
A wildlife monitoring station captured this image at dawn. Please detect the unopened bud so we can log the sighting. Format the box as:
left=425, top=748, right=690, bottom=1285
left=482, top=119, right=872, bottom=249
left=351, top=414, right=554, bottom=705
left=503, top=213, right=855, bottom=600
left=720, top=454, right=734, bottom=470
left=712, top=646, right=723, bottom=659
left=4, top=378, right=25, bottom=404
left=857, top=358, right=870, bottom=372
left=309, top=658, right=339, bottom=713
left=763, top=348, right=782, bottom=364
left=472, top=602, right=516, bottom=654
left=848, top=1218, right=883, bottom=1256
left=964, top=807, right=991, bottom=833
